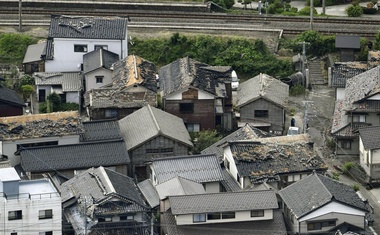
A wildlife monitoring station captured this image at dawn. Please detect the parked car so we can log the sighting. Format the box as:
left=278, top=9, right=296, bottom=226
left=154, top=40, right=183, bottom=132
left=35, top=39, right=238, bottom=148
left=231, top=70, right=239, bottom=90
left=287, top=126, right=300, bottom=136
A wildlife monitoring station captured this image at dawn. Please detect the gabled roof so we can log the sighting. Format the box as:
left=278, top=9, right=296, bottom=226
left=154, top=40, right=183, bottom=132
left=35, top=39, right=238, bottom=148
left=0, top=111, right=83, bottom=141
left=83, top=48, right=119, bottom=74
left=48, top=15, right=128, bottom=40
left=152, top=154, right=223, bottom=184
left=23, top=42, right=45, bottom=63
left=119, top=105, right=193, bottom=150
left=359, top=125, right=380, bottom=150
left=0, top=86, right=26, bottom=107
left=169, top=190, right=277, bottom=215
left=80, top=119, right=122, bottom=141
left=162, top=209, right=287, bottom=235
left=156, top=176, right=205, bottom=200
left=158, top=56, right=232, bottom=96
left=236, top=73, right=289, bottom=108
left=137, top=179, right=160, bottom=208
left=335, top=35, right=360, bottom=49
left=201, top=123, right=275, bottom=160
left=332, top=62, right=367, bottom=88
left=228, top=140, right=327, bottom=182
left=20, top=139, right=130, bottom=172
left=34, top=72, right=82, bottom=92
left=279, top=172, right=367, bottom=219
left=42, top=38, right=54, bottom=60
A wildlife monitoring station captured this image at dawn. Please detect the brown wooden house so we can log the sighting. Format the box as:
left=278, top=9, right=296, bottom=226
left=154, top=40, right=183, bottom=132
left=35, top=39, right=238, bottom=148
left=158, top=57, right=233, bottom=132
left=0, top=84, right=25, bottom=117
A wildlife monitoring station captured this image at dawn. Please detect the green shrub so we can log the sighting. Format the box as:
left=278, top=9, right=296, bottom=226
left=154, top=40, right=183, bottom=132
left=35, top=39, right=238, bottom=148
left=289, top=85, right=305, bottom=96
left=352, top=184, right=360, bottom=191
left=21, top=85, right=33, bottom=101
left=0, top=33, right=38, bottom=64
left=58, top=102, right=79, bottom=111
left=342, top=162, right=355, bottom=174
left=39, top=102, right=47, bottom=113
left=298, top=6, right=318, bottom=16
left=332, top=171, right=340, bottom=180
left=346, top=4, right=363, bottom=17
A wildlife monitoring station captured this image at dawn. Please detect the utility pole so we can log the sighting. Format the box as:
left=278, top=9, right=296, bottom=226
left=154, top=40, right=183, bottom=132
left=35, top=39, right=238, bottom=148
left=18, top=0, right=22, bottom=32
left=322, top=0, right=326, bottom=15
left=310, top=0, right=313, bottom=30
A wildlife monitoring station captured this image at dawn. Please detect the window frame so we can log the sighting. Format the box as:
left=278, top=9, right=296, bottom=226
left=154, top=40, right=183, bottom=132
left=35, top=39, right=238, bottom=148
left=179, top=103, right=194, bottom=113
left=74, top=44, right=88, bottom=53
left=221, top=211, right=235, bottom=219
left=307, top=220, right=336, bottom=231
left=250, top=210, right=264, bottom=217
left=207, top=212, right=221, bottom=220
left=39, top=209, right=53, bottom=220
left=94, top=45, right=108, bottom=50
left=105, top=109, right=118, bottom=118
left=8, top=210, right=22, bottom=220
left=254, top=110, right=269, bottom=118
left=96, top=76, right=104, bottom=84
left=340, top=140, right=351, bottom=149
left=193, top=213, right=206, bottom=223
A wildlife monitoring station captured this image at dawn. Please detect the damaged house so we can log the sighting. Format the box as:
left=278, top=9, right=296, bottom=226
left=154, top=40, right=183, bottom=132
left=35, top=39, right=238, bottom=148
left=223, top=136, right=327, bottom=189
left=60, top=166, right=150, bottom=235
left=84, top=55, right=158, bottom=120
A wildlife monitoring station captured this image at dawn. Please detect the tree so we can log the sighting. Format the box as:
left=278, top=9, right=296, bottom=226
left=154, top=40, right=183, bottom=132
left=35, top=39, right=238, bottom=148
left=47, top=92, right=61, bottom=112
left=0, top=33, right=38, bottom=63
left=21, top=85, right=33, bottom=101
left=211, top=0, right=235, bottom=9
left=374, top=30, right=380, bottom=50
left=191, top=130, right=222, bottom=154
left=346, top=4, right=363, bottom=17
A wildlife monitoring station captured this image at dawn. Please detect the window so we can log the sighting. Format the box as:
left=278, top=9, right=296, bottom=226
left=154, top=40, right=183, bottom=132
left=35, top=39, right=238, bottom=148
left=207, top=213, right=221, bottom=220
left=340, top=140, right=351, bottom=149
left=225, top=159, right=230, bottom=170
left=105, top=109, right=118, bottom=118
left=95, top=45, right=108, bottom=50
left=250, top=210, right=264, bottom=217
left=146, top=148, right=173, bottom=154
left=39, top=209, right=53, bottom=219
left=74, top=44, right=87, bottom=52
left=254, top=110, right=268, bottom=118
left=222, top=212, right=235, bottom=219
left=352, top=115, right=366, bottom=122
left=96, top=76, right=104, bottom=84
left=186, top=123, right=200, bottom=132
left=193, top=213, right=206, bottom=223
left=180, top=103, right=194, bottom=113
left=11, top=233, right=17, bottom=235
left=39, top=232, right=53, bottom=235
left=307, top=220, right=336, bottom=231
left=8, top=210, right=22, bottom=220
left=120, top=214, right=134, bottom=220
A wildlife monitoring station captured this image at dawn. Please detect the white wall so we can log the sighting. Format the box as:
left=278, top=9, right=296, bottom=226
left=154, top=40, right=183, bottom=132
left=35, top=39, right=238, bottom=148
left=45, top=38, right=124, bottom=72
left=85, top=68, right=113, bottom=91
left=175, top=209, right=273, bottom=225
left=204, top=181, right=220, bottom=193
left=165, top=88, right=215, bottom=101
left=2, top=135, right=80, bottom=166
left=336, top=89, right=345, bottom=100
left=223, top=146, right=242, bottom=188
left=367, top=94, right=380, bottom=100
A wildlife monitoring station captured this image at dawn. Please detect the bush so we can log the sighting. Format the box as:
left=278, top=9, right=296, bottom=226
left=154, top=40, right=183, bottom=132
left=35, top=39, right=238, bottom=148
left=346, top=4, right=363, bottom=17
left=352, top=184, right=360, bottom=191
left=332, top=171, right=340, bottom=180
left=289, top=85, right=305, bottom=96
left=39, top=102, right=48, bottom=113
left=0, top=34, right=38, bottom=64
left=190, top=130, right=222, bottom=154
left=342, top=161, right=355, bottom=174
left=298, top=6, right=318, bottom=16
left=58, top=102, right=79, bottom=111
left=21, top=85, right=33, bottom=101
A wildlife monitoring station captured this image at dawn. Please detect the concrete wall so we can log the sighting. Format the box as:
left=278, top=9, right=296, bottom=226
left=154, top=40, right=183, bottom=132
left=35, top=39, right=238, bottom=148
left=66, top=91, right=80, bottom=104
left=203, top=181, right=220, bottom=193
left=85, top=68, right=113, bottom=91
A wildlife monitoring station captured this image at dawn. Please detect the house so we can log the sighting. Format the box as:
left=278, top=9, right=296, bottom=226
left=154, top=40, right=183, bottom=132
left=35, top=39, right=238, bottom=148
left=80, top=118, right=122, bottom=142
left=44, top=15, right=128, bottom=72
left=83, top=48, right=119, bottom=91
left=368, top=50, right=380, bottom=69
left=359, top=125, right=380, bottom=184
left=279, top=172, right=370, bottom=234
left=84, top=55, right=157, bottom=120
left=158, top=56, right=234, bottom=131
left=223, top=136, right=327, bottom=189
left=23, top=42, right=46, bottom=74
left=330, top=62, right=367, bottom=100
left=331, top=66, right=380, bottom=156
left=0, top=111, right=83, bottom=166
left=150, top=154, right=226, bottom=193
left=60, top=166, right=150, bottom=235
left=20, top=138, right=130, bottom=179
left=0, top=167, right=62, bottom=235
left=162, top=190, right=287, bottom=235
left=34, top=72, right=82, bottom=104
left=0, top=84, right=26, bottom=117
left=236, top=73, right=289, bottom=135
left=201, top=123, right=275, bottom=160
left=118, top=105, right=193, bottom=180
left=335, top=35, right=361, bottom=62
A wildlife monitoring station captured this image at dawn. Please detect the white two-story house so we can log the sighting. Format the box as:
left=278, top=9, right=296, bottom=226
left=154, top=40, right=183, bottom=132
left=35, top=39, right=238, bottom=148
left=359, top=125, right=380, bottom=184
left=44, top=15, right=128, bottom=72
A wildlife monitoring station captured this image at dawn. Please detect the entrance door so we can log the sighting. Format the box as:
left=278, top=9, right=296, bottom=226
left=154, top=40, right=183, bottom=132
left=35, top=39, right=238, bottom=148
left=38, top=89, right=46, bottom=102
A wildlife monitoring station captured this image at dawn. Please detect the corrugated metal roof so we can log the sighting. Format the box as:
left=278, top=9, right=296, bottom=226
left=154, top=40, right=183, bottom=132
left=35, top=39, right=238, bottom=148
left=34, top=72, right=82, bottom=92
left=48, top=15, right=128, bottom=40
left=20, top=139, right=130, bottom=172
left=169, top=190, right=278, bottom=215
left=152, top=154, right=223, bottom=184
left=119, top=105, right=193, bottom=150
left=335, top=35, right=360, bottom=49
left=236, top=73, right=289, bottom=108
left=331, top=62, right=367, bottom=88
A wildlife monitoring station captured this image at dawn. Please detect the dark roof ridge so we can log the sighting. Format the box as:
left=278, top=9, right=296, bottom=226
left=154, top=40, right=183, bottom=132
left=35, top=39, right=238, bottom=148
left=152, top=153, right=216, bottom=162
left=82, top=118, right=117, bottom=124
left=168, top=188, right=275, bottom=199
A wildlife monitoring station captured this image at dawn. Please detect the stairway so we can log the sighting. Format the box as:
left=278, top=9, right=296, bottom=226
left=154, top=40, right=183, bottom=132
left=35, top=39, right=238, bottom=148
left=308, top=58, right=326, bottom=85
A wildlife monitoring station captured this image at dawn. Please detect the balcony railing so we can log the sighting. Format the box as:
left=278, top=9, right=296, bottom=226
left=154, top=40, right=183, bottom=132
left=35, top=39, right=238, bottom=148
left=0, top=192, right=60, bottom=200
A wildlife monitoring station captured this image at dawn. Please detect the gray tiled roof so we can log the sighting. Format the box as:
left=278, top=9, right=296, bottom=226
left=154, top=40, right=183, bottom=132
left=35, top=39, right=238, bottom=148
left=119, top=105, right=193, bottom=150
left=228, top=141, right=327, bottom=182
left=42, top=38, right=53, bottom=60
left=60, top=166, right=146, bottom=209
left=220, top=168, right=242, bottom=192
left=236, top=73, right=289, bottom=108
left=0, top=86, right=26, bottom=107
left=152, top=154, right=223, bottom=184
left=279, top=172, right=367, bottom=219
left=332, top=62, right=367, bottom=88
left=48, top=15, right=128, bottom=40
left=169, top=190, right=278, bottom=214
left=34, top=72, right=82, bottom=92
left=23, top=42, right=45, bottom=63
left=137, top=179, right=160, bottom=208
left=156, top=176, right=205, bottom=200
left=0, top=111, right=83, bottom=141
left=20, top=139, right=130, bottom=172
left=359, top=126, right=380, bottom=150
left=335, top=35, right=360, bottom=49
left=83, top=48, right=119, bottom=74
left=158, top=56, right=233, bottom=97
left=80, top=119, right=122, bottom=141
left=201, top=123, right=275, bottom=160
left=162, top=209, right=287, bottom=235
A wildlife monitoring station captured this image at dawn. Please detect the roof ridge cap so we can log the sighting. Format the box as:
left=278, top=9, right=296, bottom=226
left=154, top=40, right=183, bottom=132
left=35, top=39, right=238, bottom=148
left=101, top=167, right=116, bottom=194
left=148, top=105, right=161, bottom=134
